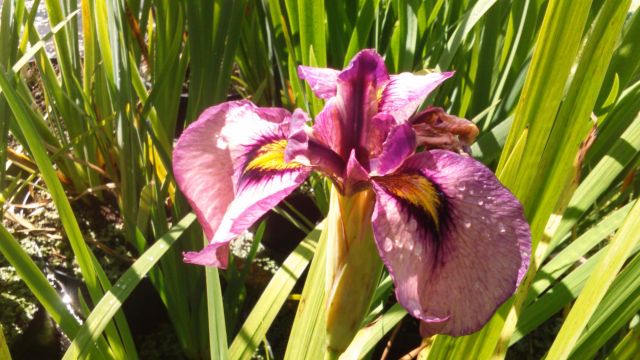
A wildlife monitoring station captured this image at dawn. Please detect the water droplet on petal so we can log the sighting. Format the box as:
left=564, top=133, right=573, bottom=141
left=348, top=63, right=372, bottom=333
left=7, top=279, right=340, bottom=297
left=384, top=238, right=393, bottom=252
left=412, top=309, right=422, bottom=317
left=470, top=190, right=475, bottom=195
left=478, top=200, right=484, bottom=206
left=406, top=240, right=414, bottom=251
left=415, top=240, right=424, bottom=253
left=499, top=223, right=506, bottom=233
left=457, top=183, right=466, bottom=191
left=464, top=221, right=472, bottom=228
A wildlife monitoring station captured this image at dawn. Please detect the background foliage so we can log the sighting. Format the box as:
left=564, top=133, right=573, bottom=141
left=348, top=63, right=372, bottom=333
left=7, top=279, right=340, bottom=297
left=1, top=0, right=639, bottom=359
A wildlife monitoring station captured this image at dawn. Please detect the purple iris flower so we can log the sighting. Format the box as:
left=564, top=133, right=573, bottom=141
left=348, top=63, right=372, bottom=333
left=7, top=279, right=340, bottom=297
left=172, top=49, right=530, bottom=336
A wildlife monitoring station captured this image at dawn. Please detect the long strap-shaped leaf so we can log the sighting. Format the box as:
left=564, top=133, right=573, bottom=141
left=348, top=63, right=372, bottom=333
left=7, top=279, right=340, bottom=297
left=229, top=222, right=322, bottom=359
left=0, top=224, right=111, bottom=359
left=547, top=112, right=640, bottom=258
left=0, top=324, right=10, bottom=360
left=436, top=0, right=500, bottom=71
left=340, top=304, right=407, bottom=359
left=284, top=221, right=329, bottom=359
left=0, top=69, right=136, bottom=356
left=606, top=326, right=640, bottom=360
left=570, top=252, right=640, bottom=358
left=496, top=0, right=632, bottom=356
left=62, top=213, right=196, bottom=359
left=546, top=199, right=640, bottom=359
left=206, top=265, right=228, bottom=360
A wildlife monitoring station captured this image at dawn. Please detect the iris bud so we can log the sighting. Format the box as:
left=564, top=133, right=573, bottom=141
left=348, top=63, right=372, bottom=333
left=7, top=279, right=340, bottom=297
left=325, top=186, right=383, bottom=358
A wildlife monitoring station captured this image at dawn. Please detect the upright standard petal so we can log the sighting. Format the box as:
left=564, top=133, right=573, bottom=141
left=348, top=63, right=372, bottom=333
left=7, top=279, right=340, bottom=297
left=379, top=71, right=454, bottom=123
left=335, top=49, right=389, bottom=163
left=298, top=65, right=340, bottom=99
left=174, top=101, right=311, bottom=268
left=370, top=150, right=530, bottom=335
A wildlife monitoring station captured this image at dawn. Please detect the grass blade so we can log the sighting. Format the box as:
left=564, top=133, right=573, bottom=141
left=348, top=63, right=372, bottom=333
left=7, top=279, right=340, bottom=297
left=206, top=266, right=229, bottom=360
left=284, top=220, right=328, bottom=359
left=340, top=304, right=407, bottom=359
left=0, top=224, right=82, bottom=337
left=606, top=326, right=640, bottom=360
left=0, top=324, right=10, bottom=360
left=0, top=224, right=112, bottom=358
left=229, top=222, right=323, bottom=359
left=436, top=0, right=500, bottom=71
left=546, top=199, right=640, bottom=359
left=570, top=252, right=640, bottom=358
left=61, top=213, right=197, bottom=359
left=548, top=111, right=640, bottom=257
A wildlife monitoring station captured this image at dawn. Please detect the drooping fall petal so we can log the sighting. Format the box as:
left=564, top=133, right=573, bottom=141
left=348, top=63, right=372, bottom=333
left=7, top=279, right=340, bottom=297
left=173, top=101, right=310, bottom=268
left=173, top=104, right=236, bottom=267
left=370, top=150, right=530, bottom=336
left=379, top=71, right=454, bottom=124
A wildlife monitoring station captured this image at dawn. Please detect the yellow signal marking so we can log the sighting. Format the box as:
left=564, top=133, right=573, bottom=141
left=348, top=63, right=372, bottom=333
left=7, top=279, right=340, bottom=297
left=244, top=140, right=302, bottom=172
left=375, top=173, right=441, bottom=227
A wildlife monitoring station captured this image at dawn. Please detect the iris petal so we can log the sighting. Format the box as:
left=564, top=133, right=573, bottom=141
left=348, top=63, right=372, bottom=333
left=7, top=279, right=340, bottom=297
left=310, top=99, right=345, bottom=160
left=174, top=101, right=310, bottom=268
left=379, top=71, right=454, bottom=123
left=298, top=65, right=340, bottom=99
left=370, top=123, right=417, bottom=176
left=371, top=150, right=530, bottom=336
left=285, top=108, right=346, bottom=182
left=336, top=50, right=390, bottom=163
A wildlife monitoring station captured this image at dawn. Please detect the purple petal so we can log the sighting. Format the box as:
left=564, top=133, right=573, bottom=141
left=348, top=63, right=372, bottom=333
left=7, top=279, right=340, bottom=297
left=298, top=65, right=340, bottom=99
left=174, top=101, right=310, bottom=268
left=173, top=104, right=236, bottom=265
left=344, top=150, right=370, bottom=194
left=284, top=109, right=312, bottom=163
left=335, top=49, right=390, bottom=162
left=365, top=113, right=396, bottom=158
left=338, top=49, right=389, bottom=86
left=369, top=123, right=416, bottom=176
left=285, top=108, right=346, bottom=182
left=379, top=71, right=454, bottom=123
left=370, top=150, right=530, bottom=336
left=312, top=98, right=344, bottom=156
